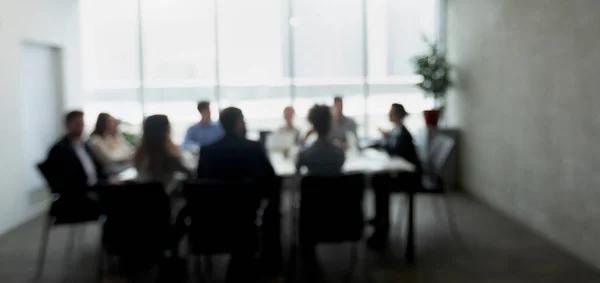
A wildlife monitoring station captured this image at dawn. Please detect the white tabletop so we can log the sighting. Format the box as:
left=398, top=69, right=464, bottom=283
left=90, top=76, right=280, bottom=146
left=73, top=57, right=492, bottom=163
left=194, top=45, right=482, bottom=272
left=117, top=148, right=415, bottom=181
left=269, top=148, right=415, bottom=177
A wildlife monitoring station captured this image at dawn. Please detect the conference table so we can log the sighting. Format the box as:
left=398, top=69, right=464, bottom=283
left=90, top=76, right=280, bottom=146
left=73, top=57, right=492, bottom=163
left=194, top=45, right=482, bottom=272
left=116, top=148, right=419, bottom=261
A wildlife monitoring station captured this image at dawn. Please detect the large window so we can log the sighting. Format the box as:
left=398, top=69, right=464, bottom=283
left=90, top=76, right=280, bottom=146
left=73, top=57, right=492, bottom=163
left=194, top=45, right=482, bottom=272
left=81, top=0, right=440, bottom=143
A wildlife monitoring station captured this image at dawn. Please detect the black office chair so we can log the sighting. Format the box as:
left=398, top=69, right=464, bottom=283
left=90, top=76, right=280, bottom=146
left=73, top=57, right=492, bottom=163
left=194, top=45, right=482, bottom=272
left=419, top=134, right=459, bottom=239
left=182, top=179, right=266, bottom=282
left=35, top=161, right=102, bottom=281
left=299, top=174, right=365, bottom=281
left=100, top=182, right=171, bottom=277
left=388, top=134, right=458, bottom=254
left=259, top=130, right=273, bottom=149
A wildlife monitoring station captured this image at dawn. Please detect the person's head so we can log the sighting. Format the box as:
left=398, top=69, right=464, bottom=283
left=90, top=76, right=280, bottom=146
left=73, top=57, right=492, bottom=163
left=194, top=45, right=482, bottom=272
left=135, top=115, right=175, bottom=175
left=65, top=110, right=85, bottom=138
left=283, top=106, right=295, bottom=124
left=333, top=96, right=344, bottom=117
left=308, top=104, right=332, bottom=137
left=389, top=103, right=408, bottom=124
left=197, top=101, right=211, bottom=122
left=91, top=113, right=117, bottom=137
left=220, top=107, right=246, bottom=137
left=140, top=115, right=171, bottom=149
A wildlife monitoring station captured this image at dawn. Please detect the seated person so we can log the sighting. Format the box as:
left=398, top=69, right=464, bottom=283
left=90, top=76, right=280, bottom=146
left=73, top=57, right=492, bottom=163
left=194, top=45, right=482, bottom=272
left=43, top=111, right=107, bottom=219
left=367, top=103, right=423, bottom=249
left=182, top=101, right=224, bottom=150
left=303, top=96, right=358, bottom=149
left=194, top=107, right=278, bottom=281
left=277, top=106, right=300, bottom=141
left=197, top=107, right=276, bottom=181
left=134, top=115, right=191, bottom=194
left=88, top=113, right=134, bottom=174
left=296, top=105, right=345, bottom=176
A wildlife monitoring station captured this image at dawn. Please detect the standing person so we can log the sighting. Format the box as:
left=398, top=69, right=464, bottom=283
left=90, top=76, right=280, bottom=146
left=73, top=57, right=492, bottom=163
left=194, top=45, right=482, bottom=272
left=42, top=111, right=108, bottom=219
left=134, top=115, right=191, bottom=194
left=296, top=105, right=345, bottom=175
left=182, top=101, right=224, bottom=149
left=329, top=96, right=358, bottom=147
left=88, top=113, right=134, bottom=174
left=367, top=103, right=423, bottom=249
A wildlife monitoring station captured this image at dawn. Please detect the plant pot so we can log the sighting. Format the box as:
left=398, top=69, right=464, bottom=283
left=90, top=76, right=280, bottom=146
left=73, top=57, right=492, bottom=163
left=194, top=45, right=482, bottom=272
left=423, top=109, right=441, bottom=127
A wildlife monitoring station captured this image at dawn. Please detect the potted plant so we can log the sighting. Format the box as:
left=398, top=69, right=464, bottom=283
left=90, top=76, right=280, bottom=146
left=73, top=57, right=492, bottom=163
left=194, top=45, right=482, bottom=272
left=413, top=39, right=452, bottom=127
left=116, top=119, right=140, bottom=146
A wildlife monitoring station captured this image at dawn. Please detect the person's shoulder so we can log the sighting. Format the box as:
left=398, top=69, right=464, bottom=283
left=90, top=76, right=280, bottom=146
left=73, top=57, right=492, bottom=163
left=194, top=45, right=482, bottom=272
left=200, top=138, right=221, bottom=151
left=88, top=135, right=103, bottom=145
left=186, top=122, right=201, bottom=131
left=48, top=136, right=70, bottom=155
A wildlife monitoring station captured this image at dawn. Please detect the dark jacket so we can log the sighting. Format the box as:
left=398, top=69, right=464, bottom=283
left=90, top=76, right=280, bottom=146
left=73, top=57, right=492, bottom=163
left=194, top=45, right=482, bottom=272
left=44, top=136, right=107, bottom=195
left=197, top=135, right=276, bottom=181
left=373, top=125, right=423, bottom=174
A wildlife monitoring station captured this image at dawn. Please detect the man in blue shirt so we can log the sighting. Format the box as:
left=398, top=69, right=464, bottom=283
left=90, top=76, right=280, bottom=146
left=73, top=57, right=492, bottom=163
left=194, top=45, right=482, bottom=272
left=182, top=101, right=224, bottom=149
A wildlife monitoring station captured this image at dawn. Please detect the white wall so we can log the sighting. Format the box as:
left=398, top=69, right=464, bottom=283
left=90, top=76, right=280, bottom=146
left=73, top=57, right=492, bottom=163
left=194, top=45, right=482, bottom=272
left=0, top=0, right=82, bottom=235
left=446, top=0, right=600, bottom=269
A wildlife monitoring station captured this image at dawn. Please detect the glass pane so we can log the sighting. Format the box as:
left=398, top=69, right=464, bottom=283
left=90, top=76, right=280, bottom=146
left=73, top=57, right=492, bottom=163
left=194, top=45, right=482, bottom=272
left=369, top=0, right=437, bottom=78
left=218, top=0, right=285, bottom=84
left=81, top=0, right=142, bottom=137
left=291, top=0, right=365, bottom=137
left=81, top=0, right=140, bottom=87
left=218, top=0, right=289, bottom=139
left=140, top=0, right=217, bottom=143
left=291, top=0, right=364, bottom=79
left=220, top=88, right=292, bottom=140
left=141, top=0, right=216, bottom=83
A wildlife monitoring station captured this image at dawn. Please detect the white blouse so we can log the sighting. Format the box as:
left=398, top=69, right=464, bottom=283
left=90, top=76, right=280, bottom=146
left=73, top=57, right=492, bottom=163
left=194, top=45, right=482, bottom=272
left=88, top=135, right=133, bottom=173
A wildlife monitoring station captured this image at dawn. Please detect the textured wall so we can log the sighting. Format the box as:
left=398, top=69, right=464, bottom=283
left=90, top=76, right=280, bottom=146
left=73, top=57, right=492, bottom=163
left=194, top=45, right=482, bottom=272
left=446, top=0, right=600, bottom=268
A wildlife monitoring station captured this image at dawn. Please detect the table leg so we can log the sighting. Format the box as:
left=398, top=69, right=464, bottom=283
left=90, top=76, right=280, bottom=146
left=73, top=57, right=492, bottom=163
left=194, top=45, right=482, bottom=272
left=405, top=191, right=415, bottom=262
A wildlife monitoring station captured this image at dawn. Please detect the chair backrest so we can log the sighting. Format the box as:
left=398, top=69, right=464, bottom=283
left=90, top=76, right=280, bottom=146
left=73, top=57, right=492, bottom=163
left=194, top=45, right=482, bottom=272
left=259, top=130, right=273, bottom=149
left=37, top=161, right=59, bottom=195
left=428, top=134, right=456, bottom=176
left=183, top=179, right=262, bottom=255
left=101, top=182, right=171, bottom=261
left=300, top=174, right=365, bottom=244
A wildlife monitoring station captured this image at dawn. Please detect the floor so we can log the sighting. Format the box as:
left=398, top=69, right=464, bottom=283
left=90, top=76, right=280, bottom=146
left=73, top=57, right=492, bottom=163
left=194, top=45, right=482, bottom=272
left=1, top=192, right=599, bottom=283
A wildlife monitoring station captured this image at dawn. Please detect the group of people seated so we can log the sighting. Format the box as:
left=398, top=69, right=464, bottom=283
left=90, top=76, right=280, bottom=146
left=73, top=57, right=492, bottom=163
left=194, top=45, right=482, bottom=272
left=42, top=95, right=422, bottom=266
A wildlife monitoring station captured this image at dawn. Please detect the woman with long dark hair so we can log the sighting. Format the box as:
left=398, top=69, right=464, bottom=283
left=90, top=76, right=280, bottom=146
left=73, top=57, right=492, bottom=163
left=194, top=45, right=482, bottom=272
left=134, top=115, right=191, bottom=193
left=88, top=113, right=133, bottom=173
left=296, top=105, right=345, bottom=175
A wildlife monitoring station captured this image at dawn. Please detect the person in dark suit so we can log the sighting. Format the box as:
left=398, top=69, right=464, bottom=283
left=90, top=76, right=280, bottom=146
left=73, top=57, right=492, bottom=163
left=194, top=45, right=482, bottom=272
left=367, top=103, right=423, bottom=249
left=194, top=107, right=279, bottom=282
left=197, top=107, right=275, bottom=181
left=43, top=111, right=108, bottom=220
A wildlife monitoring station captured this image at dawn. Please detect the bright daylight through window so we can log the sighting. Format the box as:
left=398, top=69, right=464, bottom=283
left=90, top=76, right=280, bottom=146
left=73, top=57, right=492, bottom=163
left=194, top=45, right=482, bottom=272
left=81, top=0, right=439, bottom=143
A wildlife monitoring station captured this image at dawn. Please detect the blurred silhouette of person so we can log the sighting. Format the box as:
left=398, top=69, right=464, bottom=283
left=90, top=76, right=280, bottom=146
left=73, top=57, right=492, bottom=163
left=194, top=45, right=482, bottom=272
left=182, top=101, right=224, bottom=150
left=329, top=96, right=358, bottom=146
left=296, top=105, right=345, bottom=175
left=277, top=106, right=300, bottom=141
left=367, top=103, right=423, bottom=249
left=134, top=115, right=191, bottom=194
left=43, top=111, right=107, bottom=219
left=197, top=107, right=275, bottom=181
left=195, top=107, right=278, bottom=282
left=88, top=113, right=133, bottom=174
